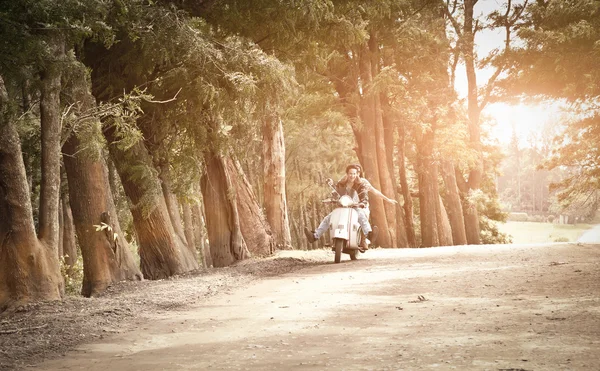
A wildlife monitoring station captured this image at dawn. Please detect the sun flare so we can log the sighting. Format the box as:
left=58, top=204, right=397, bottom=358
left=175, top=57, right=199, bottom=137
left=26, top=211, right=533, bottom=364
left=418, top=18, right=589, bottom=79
left=484, top=102, right=563, bottom=146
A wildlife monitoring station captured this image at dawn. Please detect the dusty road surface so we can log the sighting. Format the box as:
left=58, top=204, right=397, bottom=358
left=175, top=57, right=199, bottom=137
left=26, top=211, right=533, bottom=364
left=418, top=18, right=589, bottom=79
left=23, top=243, right=600, bottom=370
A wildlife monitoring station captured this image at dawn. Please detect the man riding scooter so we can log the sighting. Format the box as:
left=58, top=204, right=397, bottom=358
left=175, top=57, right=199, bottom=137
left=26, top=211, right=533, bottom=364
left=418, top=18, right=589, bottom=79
left=304, top=164, right=397, bottom=250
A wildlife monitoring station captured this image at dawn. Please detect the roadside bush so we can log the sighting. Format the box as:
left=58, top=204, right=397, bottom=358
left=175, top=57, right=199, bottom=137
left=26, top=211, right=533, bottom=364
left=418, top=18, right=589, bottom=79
left=547, top=214, right=555, bottom=223
left=60, top=255, right=84, bottom=296
left=529, top=215, right=546, bottom=223
left=480, top=216, right=512, bottom=244
left=508, top=212, right=528, bottom=221
left=553, top=236, right=570, bottom=242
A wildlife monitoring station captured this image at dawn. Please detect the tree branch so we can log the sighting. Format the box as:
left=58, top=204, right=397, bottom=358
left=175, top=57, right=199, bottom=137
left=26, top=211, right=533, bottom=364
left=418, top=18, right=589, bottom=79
left=142, top=88, right=182, bottom=104
left=480, top=0, right=529, bottom=110
left=442, top=0, right=463, bottom=36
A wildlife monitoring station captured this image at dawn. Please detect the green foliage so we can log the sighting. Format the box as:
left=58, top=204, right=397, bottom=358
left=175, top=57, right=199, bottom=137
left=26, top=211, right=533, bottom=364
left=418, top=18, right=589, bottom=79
left=500, top=0, right=599, bottom=216
left=466, top=183, right=511, bottom=244
left=60, top=255, right=84, bottom=296
left=508, top=0, right=600, bottom=100
left=480, top=215, right=512, bottom=245
left=508, top=212, right=529, bottom=222
left=0, top=0, right=113, bottom=80
left=544, top=108, right=600, bottom=218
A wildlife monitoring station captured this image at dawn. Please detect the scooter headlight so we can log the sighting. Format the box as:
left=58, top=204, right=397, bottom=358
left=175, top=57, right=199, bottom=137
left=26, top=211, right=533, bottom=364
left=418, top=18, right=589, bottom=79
left=339, top=195, right=354, bottom=207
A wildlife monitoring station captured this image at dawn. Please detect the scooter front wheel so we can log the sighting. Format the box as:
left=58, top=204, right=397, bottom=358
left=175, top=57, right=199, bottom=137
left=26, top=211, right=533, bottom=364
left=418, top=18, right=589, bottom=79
left=333, top=238, right=344, bottom=263
left=349, top=250, right=358, bottom=260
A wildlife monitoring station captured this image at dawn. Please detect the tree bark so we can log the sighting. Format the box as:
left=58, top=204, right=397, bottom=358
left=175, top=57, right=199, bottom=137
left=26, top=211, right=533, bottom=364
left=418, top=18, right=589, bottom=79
left=230, top=158, right=275, bottom=257
left=0, top=75, right=62, bottom=311
left=418, top=166, right=439, bottom=247
left=440, top=160, right=467, bottom=245
left=369, top=33, right=398, bottom=247
left=63, top=131, right=143, bottom=296
left=58, top=195, right=64, bottom=258
left=37, top=36, right=64, bottom=250
left=462, top=0, right=483, bottom=244
left=381, top=92, right=408, bottom=247
left=61, top=65, right=142, bottom=295
left=436, top=192, right=454, bottom=247
left=357, top=43, right=391, bottom=247
left=201, top=152, right=250, bottom=267
left=263, top=115, right=292, bottom=250
left=103, top=126, right=198, bottom=279
left=61, top=196, right=78, bottom=270
left=181, top=200, right=196, bottom=257
left=192, top=201, right=210, bottom=268
left=299, top=191, right=308, bottom=250
left=159, top=162, right=188, bottom=246
left=416, top=128, right=439, bottom=247
left=396, top=124, right=417, bottom=247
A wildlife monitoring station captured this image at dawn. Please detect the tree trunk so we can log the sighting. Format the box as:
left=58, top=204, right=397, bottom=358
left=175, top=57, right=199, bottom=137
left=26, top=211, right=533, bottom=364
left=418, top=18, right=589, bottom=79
left=437, top=194, right=454, bottom=247
left=295, top=158, right=308, bottom=250
left=103, top=126, right=197, bottom=279
left=396, top=124, right=417, bottom=247
left=201, top=152, right=249, bottom=267
left=381, top=92, right=408, bottom=247
left=159, top=162, right=188, bottom=245
left=181, top=200, right=197, bottom=258
left=62, top=66, right=142, bottom=295
left=368, top=33, right=398, bottom=247
left=299, top=192, right=308, bottom=250
left=106, top=156, right=132, bottom=237
left=37, top=37, right=64, bottom=251
left=0, top=75, right=62, bottom=311
left=61, top=196, right=78, bottom=270
left=311, top=200, right=322, bottom=249
left=416, top=128, right=439, bottom=248
left=263, top=115, right=292, bottom=250
left=462, top=0, right=482, bottom=244
left=63, top=131, right=143, bottom=296
left=192, top=201, right=210, bottom=268
left=418, top=165, right=440, bottom=247
left=230, top=158, right=275, bottom=257
left=58, top=195, right=64, bottom=258
left=440, top=160, right=467, bottom=245
left=357, top=43, right=391, bottom=247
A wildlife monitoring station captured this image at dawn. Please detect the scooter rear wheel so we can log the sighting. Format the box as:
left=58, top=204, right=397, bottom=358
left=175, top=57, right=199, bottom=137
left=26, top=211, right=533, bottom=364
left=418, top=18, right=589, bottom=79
left=333, top=239, right=344, bottom=263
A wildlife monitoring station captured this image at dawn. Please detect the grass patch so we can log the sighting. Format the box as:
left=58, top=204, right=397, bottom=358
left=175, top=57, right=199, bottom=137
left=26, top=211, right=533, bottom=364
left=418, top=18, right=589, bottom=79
left=496, top=221, right=595, bottom=244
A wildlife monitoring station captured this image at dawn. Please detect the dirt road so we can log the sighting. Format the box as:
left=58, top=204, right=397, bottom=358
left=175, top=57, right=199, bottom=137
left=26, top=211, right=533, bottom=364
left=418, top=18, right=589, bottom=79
left=32, top=243, right=600, bottom=370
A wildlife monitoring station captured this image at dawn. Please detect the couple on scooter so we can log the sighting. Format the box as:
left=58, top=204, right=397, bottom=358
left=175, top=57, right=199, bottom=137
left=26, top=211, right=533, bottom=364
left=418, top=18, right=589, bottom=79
left=304, top=163, right=398, bottom=250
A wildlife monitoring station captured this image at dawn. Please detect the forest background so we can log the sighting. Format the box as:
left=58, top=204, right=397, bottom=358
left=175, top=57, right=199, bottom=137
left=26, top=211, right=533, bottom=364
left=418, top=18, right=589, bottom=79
left=1, top=0, right=598, bottom=311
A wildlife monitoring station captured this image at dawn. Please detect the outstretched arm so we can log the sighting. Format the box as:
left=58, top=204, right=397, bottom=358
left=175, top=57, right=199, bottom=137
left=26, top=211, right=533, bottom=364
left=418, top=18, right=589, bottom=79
left=364, top=180, right=398, bottom=205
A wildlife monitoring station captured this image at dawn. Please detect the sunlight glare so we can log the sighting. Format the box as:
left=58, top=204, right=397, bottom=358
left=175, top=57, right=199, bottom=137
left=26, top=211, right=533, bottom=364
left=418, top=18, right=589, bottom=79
left=484, top=102, right=563, bottom=146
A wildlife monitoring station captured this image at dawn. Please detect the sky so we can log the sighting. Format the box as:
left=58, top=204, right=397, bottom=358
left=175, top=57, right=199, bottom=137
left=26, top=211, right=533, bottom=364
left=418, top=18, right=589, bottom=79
left=453, top=0, right=561, bottom=147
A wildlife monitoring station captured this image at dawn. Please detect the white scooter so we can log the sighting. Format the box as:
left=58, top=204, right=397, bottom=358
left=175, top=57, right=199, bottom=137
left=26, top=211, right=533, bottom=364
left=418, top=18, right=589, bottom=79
left=322, top=179, right=368, bottom=263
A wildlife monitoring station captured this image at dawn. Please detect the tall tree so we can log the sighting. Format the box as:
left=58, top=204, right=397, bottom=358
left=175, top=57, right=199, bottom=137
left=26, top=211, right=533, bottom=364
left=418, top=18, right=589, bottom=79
left=263, top=114, right=293, bottom=250
left=103, top=123, right=198, bottom=278
left=0, top=65, right=63, bottom=310
left=444, top=0, right=528, bottom=244
left=62, top=66, right=143, bottom=296
left=201, top=152, right=250, bottom=267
